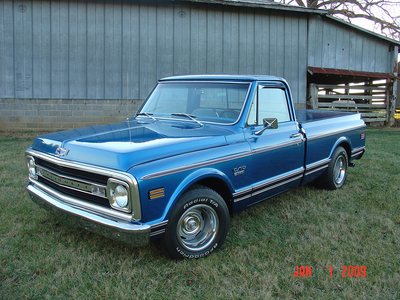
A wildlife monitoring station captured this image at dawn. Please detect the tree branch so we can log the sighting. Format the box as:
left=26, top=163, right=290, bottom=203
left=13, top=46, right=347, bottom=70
left=274, top=0, right=400, bottom=41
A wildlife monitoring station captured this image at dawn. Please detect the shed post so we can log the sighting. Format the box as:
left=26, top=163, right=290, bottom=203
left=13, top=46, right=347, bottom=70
left=388, top=46, right=398, bottom=126
left=308, top=83, right=318, bottom=109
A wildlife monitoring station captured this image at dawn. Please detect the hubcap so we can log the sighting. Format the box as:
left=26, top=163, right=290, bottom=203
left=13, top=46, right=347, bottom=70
left=177, top=204, right=219, bottom=252
left=333, top=155, right=346, bottom=185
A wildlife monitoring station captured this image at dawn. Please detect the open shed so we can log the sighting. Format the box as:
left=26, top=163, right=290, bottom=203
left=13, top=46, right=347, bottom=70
left=0, top=0, right=399, bottom=130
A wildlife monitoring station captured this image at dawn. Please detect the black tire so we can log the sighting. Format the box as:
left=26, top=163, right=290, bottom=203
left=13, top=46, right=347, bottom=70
left=317, top=146, right=348, bottom=190
left=160, top=184, right=229, bottom=259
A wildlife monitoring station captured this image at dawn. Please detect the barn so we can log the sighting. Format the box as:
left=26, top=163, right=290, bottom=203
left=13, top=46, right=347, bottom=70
left=1, top=0, right=399, bottom=130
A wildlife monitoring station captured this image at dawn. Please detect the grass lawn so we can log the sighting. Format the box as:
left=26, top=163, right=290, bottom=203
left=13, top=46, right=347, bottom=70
left=1, top=128, right=399, bottom=299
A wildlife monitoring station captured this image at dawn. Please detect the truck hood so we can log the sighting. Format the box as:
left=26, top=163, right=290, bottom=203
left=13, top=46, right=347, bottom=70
left=31, top=119, right=232, bottom=171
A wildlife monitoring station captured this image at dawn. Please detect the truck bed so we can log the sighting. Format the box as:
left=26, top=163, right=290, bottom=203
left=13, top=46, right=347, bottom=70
left=295, top=109, right=359, bottom=123
left=293, top=108, right=365, bottom=186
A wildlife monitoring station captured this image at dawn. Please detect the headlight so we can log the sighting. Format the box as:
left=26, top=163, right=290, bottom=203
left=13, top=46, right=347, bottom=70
left=113, top=185, right=128, bottom=207
left=107, top=179, right=131, bottom=213
left=27, top=156, right=37, bottom=179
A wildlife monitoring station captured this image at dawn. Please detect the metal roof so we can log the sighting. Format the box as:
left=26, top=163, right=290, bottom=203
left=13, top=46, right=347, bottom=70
left=325, top=15, right=400, bottom=47
left=308, top=67, right=399, bottom=83
left=180, top=0, right=328, bottom=14
left=180, top=0, right=400, bottom=47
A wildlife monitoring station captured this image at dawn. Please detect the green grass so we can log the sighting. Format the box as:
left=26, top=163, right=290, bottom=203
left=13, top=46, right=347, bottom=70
left=1, top=129, right=400, bottom=299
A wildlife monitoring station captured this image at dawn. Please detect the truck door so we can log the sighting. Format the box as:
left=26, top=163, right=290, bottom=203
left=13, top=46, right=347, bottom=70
left=244, top=83, right=305, bottom=205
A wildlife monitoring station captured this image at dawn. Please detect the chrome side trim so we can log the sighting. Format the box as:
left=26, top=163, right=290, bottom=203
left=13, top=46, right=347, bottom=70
left=150, top=220, right=169, bottom=237
left=141, top=150, right=252, bottom=180
left=26, top=183, right=150, bottom=247
left=233, top=169, right=304, bottom=203
left=232, top=188, right=253, bottom=203
left=141, top=140, right=302, bottom=181
left=351, top=146, right=366, bottom=158
left=252, top=171, right=304, bottom=197
left=306, top=125, right=365, bottom=141
left=26, top=149, right=142, bottom=220
left=304, top=159, right=331, bottom=176
left=251, top=139, right=303, bottom=156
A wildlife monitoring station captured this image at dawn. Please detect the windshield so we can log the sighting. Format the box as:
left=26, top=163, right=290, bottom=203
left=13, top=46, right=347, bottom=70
left=138, top=82, right=251, bottom=124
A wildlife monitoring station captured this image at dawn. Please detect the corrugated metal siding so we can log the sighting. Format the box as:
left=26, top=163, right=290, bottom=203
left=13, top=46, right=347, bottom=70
left=308, top=15, right=392, bottom=73
left=0, top=0, right=308, bottom=104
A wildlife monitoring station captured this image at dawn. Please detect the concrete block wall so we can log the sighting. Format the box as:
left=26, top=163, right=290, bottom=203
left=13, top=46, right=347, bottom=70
left=0, top=99, right=143, bottom=131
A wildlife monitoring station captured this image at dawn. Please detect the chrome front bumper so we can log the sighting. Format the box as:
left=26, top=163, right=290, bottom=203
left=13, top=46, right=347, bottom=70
left=26, top=182, right=151, bottom=247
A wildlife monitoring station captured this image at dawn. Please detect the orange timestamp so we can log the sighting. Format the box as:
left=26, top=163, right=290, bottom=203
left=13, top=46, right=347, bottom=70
left=329, top=266, right=366, bottom=277
left=294, top=266, right=366, bottom=277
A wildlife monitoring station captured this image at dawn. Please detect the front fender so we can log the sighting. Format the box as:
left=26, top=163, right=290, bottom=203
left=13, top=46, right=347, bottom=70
left=162, top=168, right=234, bottom=219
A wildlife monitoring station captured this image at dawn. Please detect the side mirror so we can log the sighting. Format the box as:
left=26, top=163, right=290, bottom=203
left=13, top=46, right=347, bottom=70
left=263, top=118, right=278, bottom=129
left=255, top=118, right=278, bottom=135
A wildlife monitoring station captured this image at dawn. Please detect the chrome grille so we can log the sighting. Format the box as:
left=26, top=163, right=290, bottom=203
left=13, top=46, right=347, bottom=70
left=35, top=159, right=110, bottom=208
left=26, top=149, right=142, bottom=220
left=35, top=157, right=109, bottom=185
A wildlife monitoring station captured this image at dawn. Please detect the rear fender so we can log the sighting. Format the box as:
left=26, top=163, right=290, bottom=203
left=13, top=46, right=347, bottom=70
left=330, top=136, right=352, bottom=160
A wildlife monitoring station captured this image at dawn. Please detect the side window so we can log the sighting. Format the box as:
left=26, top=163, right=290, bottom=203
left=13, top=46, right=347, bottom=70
left=247, top=93, right=257, bottom=126
left=257, top=87, right=290, bottom=124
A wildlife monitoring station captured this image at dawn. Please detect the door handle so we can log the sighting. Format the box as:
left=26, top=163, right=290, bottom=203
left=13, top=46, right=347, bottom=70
left=290, top=133, right=302, bottom=138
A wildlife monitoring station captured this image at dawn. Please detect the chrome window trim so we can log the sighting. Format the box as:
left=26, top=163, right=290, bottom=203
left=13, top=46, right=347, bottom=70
left=26, top=148, right=142, bottom=221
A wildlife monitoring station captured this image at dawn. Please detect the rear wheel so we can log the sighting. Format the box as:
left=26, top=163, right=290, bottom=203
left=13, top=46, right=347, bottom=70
left=317, top=146, right=348, bottom=190
left=160, top=185, right=229, bottom=259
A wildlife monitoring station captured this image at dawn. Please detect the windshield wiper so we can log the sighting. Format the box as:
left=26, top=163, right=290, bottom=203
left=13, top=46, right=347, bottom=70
left=171, top=113, right=204, bottom=127
left=136, top=112, right=157, bottom=121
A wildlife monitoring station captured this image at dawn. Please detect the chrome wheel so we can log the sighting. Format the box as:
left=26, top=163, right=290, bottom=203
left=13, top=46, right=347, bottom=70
left=315, top=146, right=348, bottom=190
left=333, top=155, right=346, bottom=186
left=177, top=204, right=219, bottom=252
left=160, top=185, right=229, bottom=259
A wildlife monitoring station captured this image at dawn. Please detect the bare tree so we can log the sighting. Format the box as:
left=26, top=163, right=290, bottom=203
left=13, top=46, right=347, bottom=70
left=281, top=0, right=400, bottom=41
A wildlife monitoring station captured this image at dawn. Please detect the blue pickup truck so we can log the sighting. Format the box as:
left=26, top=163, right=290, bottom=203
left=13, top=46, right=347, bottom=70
left=26, top=75, right=366, bottom=259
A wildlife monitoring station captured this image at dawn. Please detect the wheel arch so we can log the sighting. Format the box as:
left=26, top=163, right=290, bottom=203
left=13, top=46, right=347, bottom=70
left=330, top=137, right=351, bottom=162
left=164, top=168, right=234, bottom=219
left=196, top=177, right=233, bottom=213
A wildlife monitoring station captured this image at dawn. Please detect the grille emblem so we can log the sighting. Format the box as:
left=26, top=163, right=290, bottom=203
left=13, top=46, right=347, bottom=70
left=55, top=147, right=69, bottom=156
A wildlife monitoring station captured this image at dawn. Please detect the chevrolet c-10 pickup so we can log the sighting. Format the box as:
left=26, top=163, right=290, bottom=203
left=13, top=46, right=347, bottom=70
left=26, top=75, right=366, bottom=259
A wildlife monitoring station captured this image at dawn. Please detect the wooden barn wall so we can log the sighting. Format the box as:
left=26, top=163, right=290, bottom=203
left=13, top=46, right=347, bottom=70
left=0, top=0, right=308, bottom=105
left=308, top=15, right=393, bottom=74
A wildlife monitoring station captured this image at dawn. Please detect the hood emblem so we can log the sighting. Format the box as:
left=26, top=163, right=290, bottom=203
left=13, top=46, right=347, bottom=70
left=55, top=147, right=69, bottom=156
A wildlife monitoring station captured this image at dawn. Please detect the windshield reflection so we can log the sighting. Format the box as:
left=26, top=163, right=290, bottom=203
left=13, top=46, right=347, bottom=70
left=139, top=82, right=250, bottom=124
